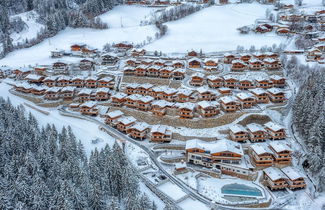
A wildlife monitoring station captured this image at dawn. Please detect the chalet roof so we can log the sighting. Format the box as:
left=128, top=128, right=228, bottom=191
left=224, top=53, right=235, bottom=57
left=124, top=66, right=135, bottom=71
left=118, top=116, right=137, bottom=125
left=236, top=92, right=255, bottom=100
left=219, top=96, right=237, bottom=104
left=162, top=87, right=178, bottom=95
left=25, top=74, right=43, bottom=80
left=139, top=83, right=154, bottom=89
left=46, top=87, right=61, bottom=93
left=71, top=76, right=85, bottom=81
left=106, top=110, right=124, bottom=118
left=154, top=59, right=165, bottom=64
left=281, top=166, right=305, bottom=180
left=177, top=88, right=193, bottom=96
left=250, top=88, right=267, bottom=95
left=197, top=101, right=219, bottom=109
left=177, top=102, right=196, bottom=110
left=267, top=88, right=284, bottom=95
left=264, top=121, right=285, bottom=131
left=57, top=75, right=71, bottom=81
left=246, top=123, right=266, bottom=133
left=188, top=57, right=202, bottom=62
left=161, top=66, right=175, bottom=71
left=175, top=162, right=186, bottom=169
left=192, top=72, right=205, bottom=78
left=138, top=96, right=154, bottom=103
left=263, top=58, right=278, bottom=63
left=98, top=77, right=113, bottom=82
left=17, top=66, right=32, bottom=72
left=136, top=64, right=148, bottom=69
left=185, top=139, right=244, bottom=156
left=85, top=76, right=98, bottom=81
left=197, top=87, right=213, bottom=94
left=254, top=75, right=270, bottom=82
left=142, top=58, right=153, bottom=63
left=207, top=75, right=223, bottom=81
left=129, top=122, right=150, bottom=131
left=80, top=101, right=97, bottom=108
left=269, top=142, right=292, bottom=153
left=16, top=82, right=32, bottom=89
left=127, top=94, right=142, bottom=101
left=152, top=100, right=173, bottom=108
left=78, top=89, right=93, bottom=95
left=229, top=124, right=247, bottom=134
left=250, top=144, right=273, bottom=156
left=172, top=60, right=184, bottom=64
left=249, top=58, right=263, bottom=64
left=240, top=53, right=251, bottom=57
left=223, top=74, right=238, bottom=81
left=148, top=65, right=162, bottom=70
left=263, top=167, right=287, bottom=181
left=96, top=87, right=110, bottom=93
left=61, top=86, right=75, bottom=92
left=204, top=58, right=218, bottom=63
left=269, top=75, right=285, bottom=81
left=231, top=59, right=246, bottom=65
left=44, top=76, right=59, bottom=81
left=125, top=83, right=139, bottom=89
left=33, top=85, right=47, bottom=91
left=151, top=125, right=170, bottom=134
left=173, top=68, right=186, bottom=73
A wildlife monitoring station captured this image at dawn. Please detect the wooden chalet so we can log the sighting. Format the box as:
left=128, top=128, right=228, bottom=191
left=246, top=123, right=267, bottom=142
left=137, top=96, right=154, bottom=111
left=159, top=66, right=174, bottom=78
left=51, top=50, right=64, bottom=58
left=85, top=77, right=98, bottom=89
left=240, top=53, right=252, bottom=63
left=150, top=125, right=172, bottom=142
left=127, top=122, right=150, bottom=140
left=250, top=88, right=269, bottom=103
left=43, top=76, right=58, bottom=87
left=231, top=60, right=247, bottom=71
left=197, top=101, right=220, bottom=118
left=306, top=48, right=322, bottom=61
left=56, top=76, right=70, bottom=87
left=190, top=73, right=205, bottom=86
left=79, top=59, right=94, bottom=70
left=25, top=74, right=45, bottom=84
left=265, top=52, right=279, bottom=59
left=80, top=101, right=98, bottom=116
left=263, top=167, right=288, bottom=190
left=15, top=83, right=32, bottom=94
left=29, top=85, right=46, bottom=95
left=207, top=75, right=224, bottom=89
left=98, top=77, right=114, bottom=89
left=267, top=88, right=286, bottom=103
left=175, top=89, right=195, bottom=102
left=13, top=67, right=32, bottom=78
left=249, top=144, right=274, bottom=167
left=265, top=122, right=286, bottom=140
left=131, top=49, right=146, bottom=57
left=141, top=59, right=153, bottom=66
left=172, top=60, right=185, bottom=69
left=159, top=88, right=177, bottom=102
left=136, top=83, right=153, bottom=95
left=264, top=58, right=282, bottom=70
left=224, top=53, right=236, bottom=64
left=249, top=59, right=264, bottom=70
left=116, top=116, right=137, bottom=133
left=52, top=61, right=68, bottom=75
left=124, top=83, right=139, bottom=95
left=270, top=75, right=286, bottom=88
left=123, top=66, right=135, bottom=76
left=188, top=58, right=202, bottom=68
left=204, top=58, right=218, bottom=71
left=151, top=100, right=172, bottom=116
left=197, top=87, right=217, bottom=101
left=187, top=50, right=198, bottom=57
left=238, top=78, right=255, bottom=90
left=236, top=92, right=256, bottom=109
left=45, top=87, right=61, bottom=100
left=147, top=65, right=161, bottom=77
left=34, top=66, right=47, bottom=76
left=177, top=102, right=196, bottom=119
left=60, top=86, right=75, bottom=100
left=276, top=27, right=290, bottom=35
left=255, top=77, right=272, bottom=89
left=253, top=52, right=267, bottom=61
left=223, top=75, right=238, bottom=89
left=101, top=54, right=119, bottom=66
left=126, top=58, right=138, bottom=66
left=105, top=110, right=124, bottom=127
left=135, top=65, right=147, bottom=77
left=185, top=139, right=244, bottom=167
left=78, top=89, right=92, bottom=103
left=96, top=88, right=110, bottom=101
left=172, top=69, right=186, bottom=80
left=153, top=59, right=166, bottom=67
left=125, top=94, right=141, bottom=109
left=71, top=43, right=86, bottom=51
left=71, top=76, right=84, bottom=88
left=281, top=167, right=306, bottom=189
left=218, top=87, right=232, bottom=95
left=114, top=42, right=133, bottom=51
left=219, top=96, right=240, bottom=112
left=81, top=46, right=97, bottom=56
left=229, top=124, right=249, bottom=143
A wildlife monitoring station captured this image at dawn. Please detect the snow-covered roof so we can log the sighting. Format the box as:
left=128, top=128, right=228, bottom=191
left=152, top=100, right=173, bottom=108
left=264, top=58, right=278, bottom=63
left=185, top=139, right=243, bottom=156
left=107, top=110, right=124, bottom=118
left=46, top=87, right=61, bottom=93
left=173, top=68, right=186, bottom=73
left=236, top=92, right=255, bottom=100
left=85, top=76, right=98, bottom=81
left=197, top=101, right=219, bottom=109
left=281, top=166, right=305, bottom=180
left=177, top=89, right=193, bottom=96
left=220, top=96, right=237, bottom=104
left=263, top=167, right=287, bottom=181
left=112, top=92, right=127, bottom=99
left=44, top=76, right=59, bottom=81
left=204, top=58, right=218, bottom=63
left=96, top=87, right=110, bottom=93
left=223, top=74, right=238, bottom=80
left=188, top=57, right=202, bottom=62
left=148, top=65, right=162, bottom=70
left=175, top=162, right=186, bottom=169
left=61, top=86, right=75, bottom=92
left=25, top=74, right=43, bottom=80
left=139, top=83, right=154, bottom=89
left=192, top=72, right=205, bottom=78
left=269, top=75, right=285, bottom=81
left=138, top=96, right=154, bottom=103
left=269, top=142, right=292, bottom=153
left=57, top=75, right=71, bottom=81
left=71, top=76, right=85, bottom=81
left=250, top=88, right=266, bottom=95
left=264, top=121, right=284, bottom=131
left=129, top=122, right=149, bottom=131
left=98, top=77, right=113, bottom=82
left=127, top=94, right=142, bottom=101
left=246, top=123, right=266, bottom=133
left=78, top=89, right=93, bottom=95
left=250, top=144, right=273, bottom=155
left=80, top=101, right=97, bottom=108
left=177, top=102, right=196, bottom=110
left=124, top=66, right=135, bottom=71
left=197, top=87, right=211, bottom=94
left=118, top=116, right=137, bottom=125
left=207, top=75, right=223, bottom=81
left=229, top=124, right=247, bottom=134
left=231, top=59, right=246, bottom=65
left=125, top=83, right=139, bottom=89
left=151, top=125, right=170, bottom=134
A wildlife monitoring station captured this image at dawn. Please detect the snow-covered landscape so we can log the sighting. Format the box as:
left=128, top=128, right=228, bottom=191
left=1, top=0, right=325, bottom=209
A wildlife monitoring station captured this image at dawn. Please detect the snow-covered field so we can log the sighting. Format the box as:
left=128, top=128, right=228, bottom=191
left=10, top=11, right=45, bottom=45
left=178, top=197, right=210, bottom=210
left=145, top=3, right=287, bottom=53
left=157, top=181, right=187, bottom=201
left=1, top=6, right=158, bottom=67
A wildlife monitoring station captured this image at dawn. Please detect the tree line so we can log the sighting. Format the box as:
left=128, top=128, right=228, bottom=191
left=0, top=98, right=155, bottom=209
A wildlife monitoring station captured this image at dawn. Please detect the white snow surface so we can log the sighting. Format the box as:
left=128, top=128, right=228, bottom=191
left=145, top=3, right=287, bottom=53
left=157, top=181, right=187, bottom=201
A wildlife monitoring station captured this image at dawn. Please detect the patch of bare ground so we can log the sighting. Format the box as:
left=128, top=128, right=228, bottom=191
left=237, top=114, right=271, bottom=126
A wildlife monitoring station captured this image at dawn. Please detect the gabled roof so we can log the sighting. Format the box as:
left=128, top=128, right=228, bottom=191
left=250, top=144, right=273, bottom=156
left=264, top=121, right=285, bottom=131
left=80, top=101, right=97, bottom=108
left=151, top=125, right=170, bottom=134
left=269, top=142, right=292, bottom=153
left=246, top=123, right=266, bottom=133
left=281, top=166, right=305, bottom=180
left=229, top=124, right=247, bottom=134
left=263, top=167, right=287, bottom=181
left=106, top=110, right=124, bottom=118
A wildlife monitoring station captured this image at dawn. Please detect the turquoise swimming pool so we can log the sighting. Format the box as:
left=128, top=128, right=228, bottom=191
left=221, top=183, right=263, bottom=197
